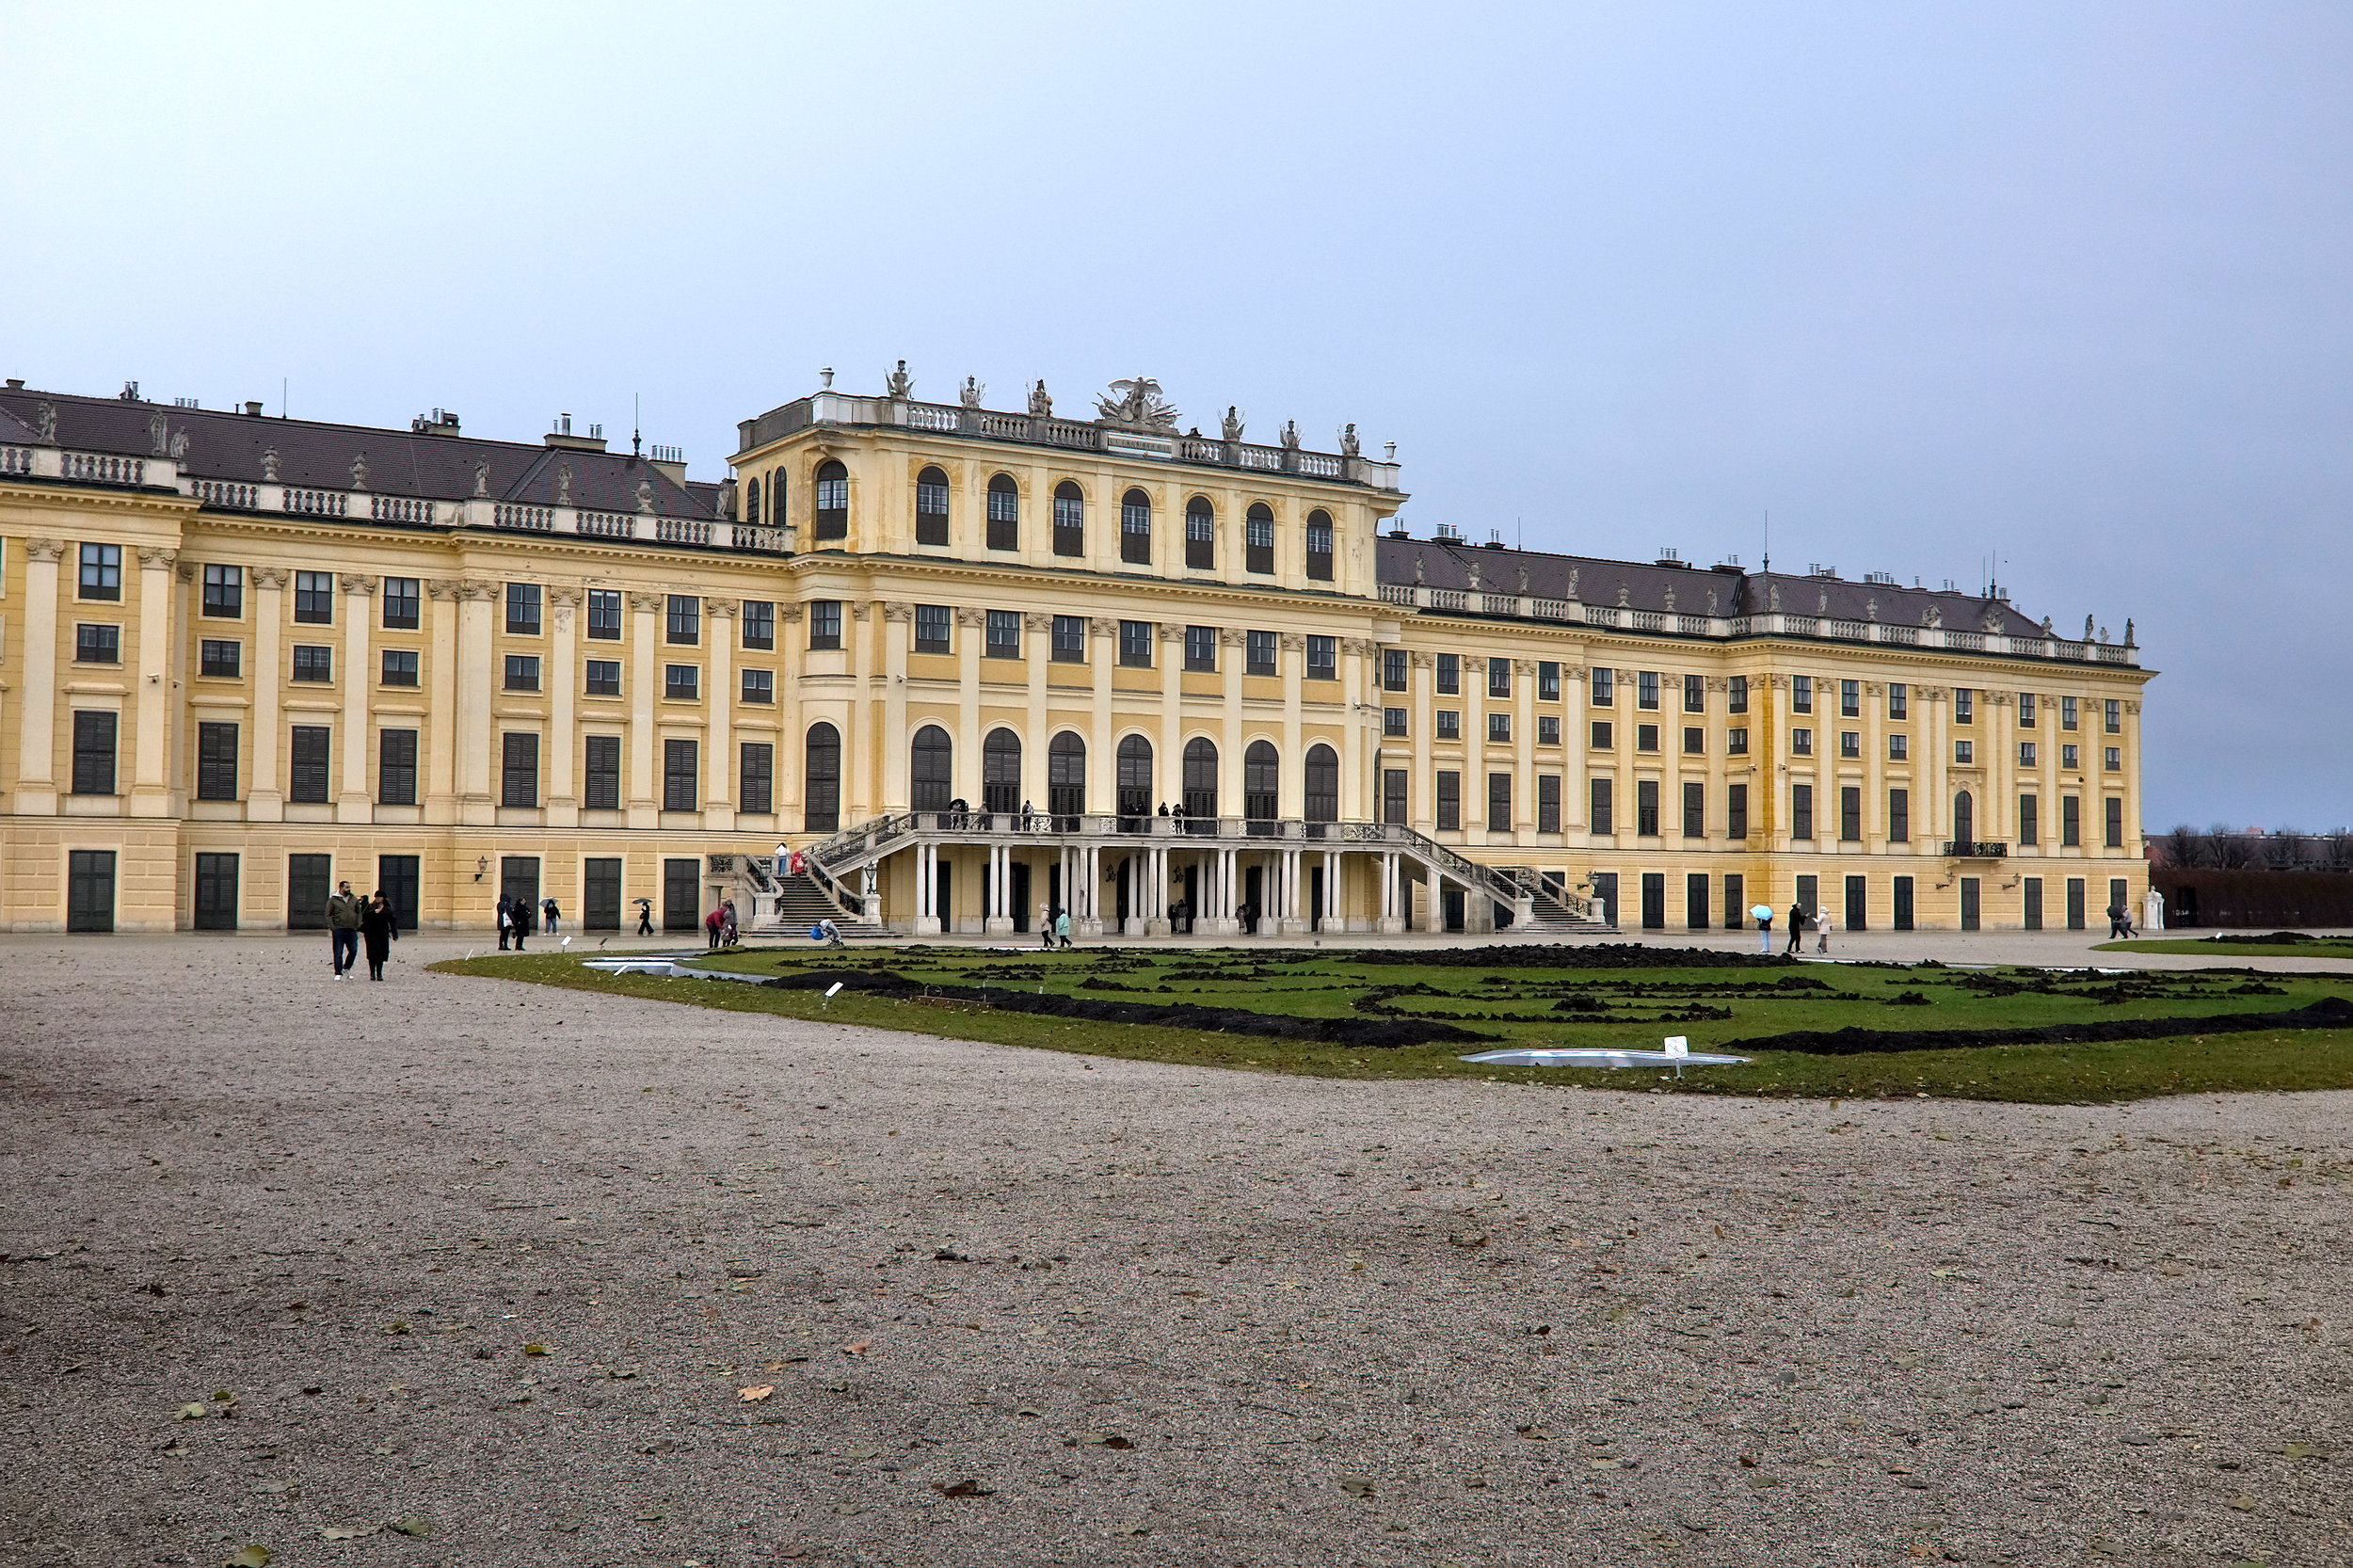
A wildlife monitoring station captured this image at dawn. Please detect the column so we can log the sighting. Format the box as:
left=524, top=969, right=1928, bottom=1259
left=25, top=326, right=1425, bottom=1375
left=12, top=538, right=61, bottom=813
left=1513, top=658, right=1536, bottom=843
left=626, top=591, right=662, bottom=827
left=1323, top=849, right=1339, bottom=932
left=704, top=597, right=736, bottom=827
left=1089, top=616, right=1114, bottom=815
left=335, top=573, right=376, bottom=823
left=1284, top=847, right=1307, bottom=935
left=1278, top=633, right=1305, bottom=819
left=879, top=603, right=911, bottom=810
left=956, top=606, right=984, bottom=803
left=1025, top=613, right=1051, bottom=809
left=777, top=602, right=805, bottom=826
left=424, top=580, right=462, bottom=823
left=129, top=546, right=177, bottom=817
left=457, top=580, right=497, bottom=824
left=1145, top=842, right=1170, bottom=936
left=1159, top=623, right=1184, bottom=812
left=1465, top=657, right=1488, bottom=840
left=1218, top=628, right=1244, bottom=824
left=546, top=587, right=580, bottom=824
left=985, top=841, right=1012, bottom=934
left=847, top=601, right=875, bottom=821
left=1409, top=650, right=1435, bottom=830
left=248, top=568, right=286, bottom=820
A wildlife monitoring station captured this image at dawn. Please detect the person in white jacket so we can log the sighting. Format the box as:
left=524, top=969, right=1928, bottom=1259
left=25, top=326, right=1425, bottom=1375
left=1816, top=905, right=1836, bottom=954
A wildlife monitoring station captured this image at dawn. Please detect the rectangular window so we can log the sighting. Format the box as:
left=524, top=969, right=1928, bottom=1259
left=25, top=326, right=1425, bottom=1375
left=664, top=664, right=700, bottom=701
left=1383, top=768, right=1407, bottom=825
left=1839, top=679, right=1859, bottom=717
left=1436, top=710, right=1461, bottom=740
left=808, top=600, right=842, bottom=649
left=1305, top=515, right=1334, bottom=579
left=2060, top=696, right=2079, bottom=730
left=501, top=731, right=539, bottom=808
left=78, top=542, right=122, bottom=600
left=1684, top=673, right=1705, bottom=712
left=2020, top=740, right=2039, bottom=766
left=1840, top=786, right=1862, bottom=841
left=1592, top=668, right=1615, bottom=705
left=377, top=728, right=417, bottom=807
left=2061, top=744, right=2080, bottom=770
left=1590, top=720, right=1613, bottom=749
left=197, top=721, right=239, bottom=801
left=1955, top=687, right=1975, bottom=724
left=1727, top=674, right=1748, bottom=713
left=1590, top=776, right=1613, bottom=834
left=1383, top=648, right=1409, bottom=691
left=72, top=711, right=118, bottom=795
left=2104, top=796, right=2124, bottom=849
left=1306, top=634, right=1337, bottom=680
left=1246, top=630, right=1277, bottom=676
left=1636, top=723, right=1658, bottom=752
left=1791, top=674, right=1813, bottom=713
left=1727, top=727, right=1748, bottom=755
left=380, top=648, right=419, bottom=686
left=2018, top=793, right=2040, bottom=845
left=663, top=594, right=698, bottom=646
left=586, top=588, right=621, bottom=640
left=1384, top=707, right=1408, bottom=737
left=1888, top=682, right=1908, bottom=719
left=291, top=645, right=332, bottom=682
left=1682, top=780, right=1705, bottom=839
left=1682, top=727, right=1704, bottom=755
left=289, top=724, right=330, bottom=804
left=1538, top=661, right=1561, bottom=701
left=1637, top=670, right=1658, bottom=710
left=200, top=639, right=242, bottom=679
left=383, top=576, right=420, bottom=630
left=2104, top=745, right=2121, bottom=772
left=2104, top=698, right=2121, bottom=734
left=1490, top=659, right=1513, bottom=698
left=584, top=735, right=621, bottom=810
left=1119, top=620, right=1154, bottom=667
left=1537, top=714, right=1561, bottom=745
left=1185, top=625, right=1217, bottom=671
left=202, top=563, right=243, bottom=617
left=985, top=609, right=1021, bottom=659
left=505, top=583, right=541, bottom=635
left=584, top=659, right=621, bottom=696
left=74, top=623, right=120, bottom=664
left=1436, top=770, right=1461, bottom=831
left=1433, top=652, right=1463, bottom=695
left=1954, top=739, right=1974, bottom=764
left=663, top=739, right=698, bottom=811
left=741, top=742, right=775, bottom=815
left=1727, top=782, right=1748, bottom=839
left=1636, top=779, right=1660, bottom=836
left=1888, top=734, right=1908, bottom=760
left=1486, top=771, right=1512, bottom=831
left=2061, top=795, right=2081, bottom=847
left=1792, top=782, right=1814, bottom=840
left=1791, top=727, right=1813, bottom=755
left=741, top=668, right=774, bottom=704
left=294, top=570, right=333, bottom=623
left=2019, top=693, right=2038, bottom=726
left=1839, top=729, right=1860, bottom=759
left=504, top=654, right=541, bottom=693
left=742, top=600, right=775, bottom=650
left=1538, top=773, right=1561, bottom=832
left=1488, top=712, right=1512, bottom=743
left=906, top=603, right=948, bottom=654
left=1687, top=872, right=1709, bottom=932
left=1889, top=787, right=1910, bottom=842
left=1051, top=615, right=1086, bottom=663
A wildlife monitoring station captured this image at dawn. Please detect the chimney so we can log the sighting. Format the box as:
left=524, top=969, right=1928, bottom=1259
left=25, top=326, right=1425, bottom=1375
left=244, top=401, right=264, bottom=417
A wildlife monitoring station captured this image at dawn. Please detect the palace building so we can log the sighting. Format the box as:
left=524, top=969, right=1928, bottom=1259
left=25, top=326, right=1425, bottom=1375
left=0, top=371, right=2153, bottom=936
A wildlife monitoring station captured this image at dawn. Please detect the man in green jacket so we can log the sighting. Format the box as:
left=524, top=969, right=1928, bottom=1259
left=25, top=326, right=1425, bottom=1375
left=326, top=880, right=365, bottom=980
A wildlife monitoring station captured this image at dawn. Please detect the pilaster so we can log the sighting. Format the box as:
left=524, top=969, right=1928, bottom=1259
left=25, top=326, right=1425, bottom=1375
left=12, top=538, right=62, bottom=813
left=335, top=573, right=376, bottom=822
left=247, top=567, right=286, bottom=820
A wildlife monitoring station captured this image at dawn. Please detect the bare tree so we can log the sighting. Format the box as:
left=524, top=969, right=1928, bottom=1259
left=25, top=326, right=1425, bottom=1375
left=2158, top=824, right=2204, bottom=868
left=2207, top=824, right=2257, bottom=870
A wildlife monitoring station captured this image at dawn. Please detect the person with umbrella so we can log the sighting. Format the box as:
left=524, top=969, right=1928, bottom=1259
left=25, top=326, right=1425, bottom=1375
left=1750, top=903, right=1775, bottom=955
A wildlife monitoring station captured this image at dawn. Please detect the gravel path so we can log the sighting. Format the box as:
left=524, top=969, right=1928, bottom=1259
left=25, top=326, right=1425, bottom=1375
left=3, top=933, right=2348, bottom=1568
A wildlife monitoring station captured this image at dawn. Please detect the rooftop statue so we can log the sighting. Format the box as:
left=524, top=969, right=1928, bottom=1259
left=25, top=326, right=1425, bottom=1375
left=35, top=401, right=56, bottom=442
left=350, top=453, right=369, bottom=490
left=1221, top=405, right=1244, bottom=441
left=1096, top=376, right=1178, bottom=433
left=1028, top=380, right=1052, bottom=417
left=1279, top=419, right=1301, bottom=450
left=263, top=447, right=280, bottom=482
left=1340, top=423, right=1359, bottom=457
left=886, top=360, right=913, bottom=398
left=472, top=459, right=488, bottom=497
left=557, top=463, right=572, bottom=506
left=960, top=376, right=984, bottom=409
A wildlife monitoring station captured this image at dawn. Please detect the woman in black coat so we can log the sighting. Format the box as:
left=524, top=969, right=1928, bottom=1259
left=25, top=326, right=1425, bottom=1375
left=361, top=892, right=400, bottom=981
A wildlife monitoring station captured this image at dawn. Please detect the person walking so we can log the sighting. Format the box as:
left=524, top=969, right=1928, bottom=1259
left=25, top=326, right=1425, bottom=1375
left=326, top=880, right=365, bottom=978
left=360, top=891, right=399, bottom=981
left=1816, top=904, right=1835, bottom=954
left=1038, top=904, right=1056, bottom=949
left=2106, top=901, right=2134, bottom=939
left=495, top=893, right=513, bottom=951
left=634, top=897, right=654, bottom=936
left=1753, top=905, right=1773, bottom=954
left=510, top=899, right=528, bottom=951
left=541, top=895, right=561, bottom=936
left=1785, top=901, right=1807, bottom=955
left=1054, top=906, right=1073, bottom=949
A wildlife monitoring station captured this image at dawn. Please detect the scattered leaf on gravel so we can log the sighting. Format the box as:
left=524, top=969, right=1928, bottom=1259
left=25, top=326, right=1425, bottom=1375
left=2227, top=1495, right=2256, bottom=1511
left=224, top=1548, right=270, bottom=1568
left=319, top=1526, right=376, bottom=1541
left=385, top=1516, right=431, bottom=1538
left=1336, top=1475, right=1376, bottom=1498
left=739, top=1384, right=775, bottom=1402
left=936, top=1479, right=995, bottom=1498
left=1448, top=1229, right=1488, bottom=1248
left=522, top=1343, right=547, bottom=1356
left=175, top=1402, right=208, bottom=1420
left=840, top=1338, right=870, bottom=1357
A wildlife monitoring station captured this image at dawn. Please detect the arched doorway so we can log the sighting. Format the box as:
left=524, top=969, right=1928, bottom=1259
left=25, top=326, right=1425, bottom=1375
left=1953, top=790, right=1976, bottom=847
left=1304, top=743, right=1338, bottom=833
left=983, top=728, right=1021, bottom=815
left=1182, top=737, right=1219, bottom=827
left=1116, top=734, right=1154, bottom=825
left=1244, top=740, right=1279, bottom=833
left=1048, top=732, right=1085, bottom=824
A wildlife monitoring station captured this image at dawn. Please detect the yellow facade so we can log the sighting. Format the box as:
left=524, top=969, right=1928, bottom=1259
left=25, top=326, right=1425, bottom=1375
left=0, top=378, right=2153, bottom=935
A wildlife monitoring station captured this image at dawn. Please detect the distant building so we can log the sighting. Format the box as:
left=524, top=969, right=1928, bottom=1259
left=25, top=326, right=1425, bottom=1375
left=0, top=372, right=2153, bottom=935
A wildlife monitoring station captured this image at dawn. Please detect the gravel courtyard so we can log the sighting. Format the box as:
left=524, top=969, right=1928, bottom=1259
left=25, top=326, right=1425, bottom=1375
left=3, top=934, right=2347, bottom=1568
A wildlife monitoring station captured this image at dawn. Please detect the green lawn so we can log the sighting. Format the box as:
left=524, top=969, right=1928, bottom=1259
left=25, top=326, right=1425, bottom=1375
left=436, top=942, right=2353, bottom=1104
left=2098, top=935, right=2353, bottom=960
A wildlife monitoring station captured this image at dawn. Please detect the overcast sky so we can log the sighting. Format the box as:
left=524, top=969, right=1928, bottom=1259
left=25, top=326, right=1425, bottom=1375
left=5, top=2, right=2347, bottom=828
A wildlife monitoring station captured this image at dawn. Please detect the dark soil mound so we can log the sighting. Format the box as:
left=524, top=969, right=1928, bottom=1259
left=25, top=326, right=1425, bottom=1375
left=762, top=969, right=921, bottom=994
left=1357, top=944, right=1793, bottom=970
left=1726, top=995, right=2353, bottom=1057
left=2208, top=931, right=2320, bottom=945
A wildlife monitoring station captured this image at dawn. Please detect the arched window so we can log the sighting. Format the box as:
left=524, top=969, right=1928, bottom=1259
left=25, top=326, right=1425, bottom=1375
left=1120, top=488, right=1152, bottom=566
left=1244, top=739, right=1279, bottom=831
left=744, top=476, right=760, bottom=529
left=804, top=722, right=841, bottom=832
left=911, top=725, right=953, bottom=813
left=1305, top=508, right=1335, bottom=581
left=1304, top=744, right=1338, bottom=823
left=1048, top=731, right=1086, bottom=821
left=1245, top=503, right=1275, bottom=574
left=1116, top=734, right=1154, bottom=822
left=982, top=728, right=1022, bottom=814
left=770, top=466, right=788, bottom=528
left=1184, top=497, right=1215, bottom=570
left=1052, top=481, right=1084, bottom=557
left=813, top=460, right=849, bottom=541
left=986, top=473, right=1019, bottom=552
left=914, top=465, right=950, bottom=547
left=1953, top=790, right=1976, bottom=847
left=1182, top=737, right=1219, bottom=823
